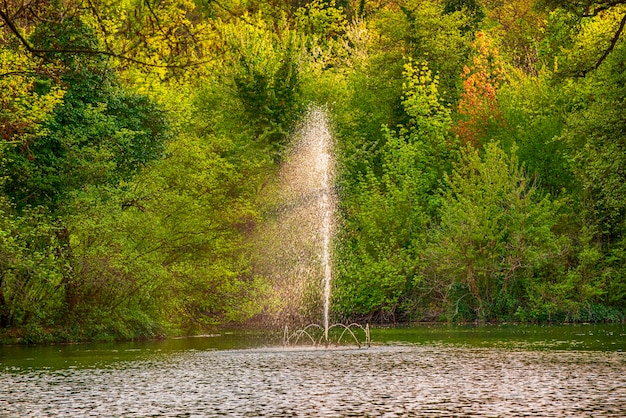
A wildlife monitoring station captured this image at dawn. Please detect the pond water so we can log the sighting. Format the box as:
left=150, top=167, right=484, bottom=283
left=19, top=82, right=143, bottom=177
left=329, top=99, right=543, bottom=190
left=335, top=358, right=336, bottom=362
left=1, top=324, right=625, bottom=416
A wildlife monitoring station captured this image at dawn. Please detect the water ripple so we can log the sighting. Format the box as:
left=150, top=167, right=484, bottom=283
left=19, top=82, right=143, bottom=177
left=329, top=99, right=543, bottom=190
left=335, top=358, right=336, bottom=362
left=1, top=345, right=625, bottom=417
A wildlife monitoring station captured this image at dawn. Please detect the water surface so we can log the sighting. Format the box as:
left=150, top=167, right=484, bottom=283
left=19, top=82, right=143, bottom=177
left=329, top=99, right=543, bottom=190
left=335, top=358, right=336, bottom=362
left=1, top=324, right=625, bottom=417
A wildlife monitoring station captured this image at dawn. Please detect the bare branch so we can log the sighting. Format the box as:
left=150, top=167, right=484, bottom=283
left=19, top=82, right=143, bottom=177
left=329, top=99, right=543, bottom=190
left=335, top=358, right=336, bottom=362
left=593, top=12, right=626, bottom=70
left=85, top=0, right=112, bottom=51
left=144, top=0, right=167, bottom=37
left=0, top=6, right=212, bottom=69
left=0, top=70, right=37, bottom=77
left=573, top=11, right=626, bottom=76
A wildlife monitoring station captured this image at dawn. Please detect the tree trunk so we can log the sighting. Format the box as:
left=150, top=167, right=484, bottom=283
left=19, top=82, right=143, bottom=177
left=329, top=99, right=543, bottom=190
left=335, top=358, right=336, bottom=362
left=56, top=226, right=78, bottom=314
left=0, top=275, right=9, bottom=327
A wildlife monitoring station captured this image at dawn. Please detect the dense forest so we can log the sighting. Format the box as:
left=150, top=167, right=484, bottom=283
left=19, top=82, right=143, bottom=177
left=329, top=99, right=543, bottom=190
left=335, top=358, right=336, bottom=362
left=1, top=0, right=625, bottom=343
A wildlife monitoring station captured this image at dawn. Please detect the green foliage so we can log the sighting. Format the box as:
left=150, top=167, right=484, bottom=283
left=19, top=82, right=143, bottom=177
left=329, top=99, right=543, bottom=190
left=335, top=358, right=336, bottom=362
left=550, top=27, right=626, bottom=311
left=538, top=8, right=581, bottom=67
left=0, top=17, right=170, bottom=336
left=494, top=71, right=573, bottom=197
left=222, top=15, right=304, bottom=159
left=423, top=143, right=567, bottom=320
left=123, top=126, right=268, bottom=331
left=0, top=45, right=65, bottom=144
left=480, top=0, right=548, bottom=73
left=399, top=1, right=474, bottom=105
left=2, top=0, right=626, bottom=343
left=295, top=0, right=347, bottom=41
left=333, top=0, right=472, bottom=202
left=538, top=1, right=626, bottom=17
left=444, top=0, right=485, bottom=30
left=553, top=5, right=626, bottom=75
left=3, top=19, right=168, bottom=213
left=560, top=39, right=626, bottom=242
left=0, top=201, right=64, bottom=328
left=334, top=60, right=453, bottom=321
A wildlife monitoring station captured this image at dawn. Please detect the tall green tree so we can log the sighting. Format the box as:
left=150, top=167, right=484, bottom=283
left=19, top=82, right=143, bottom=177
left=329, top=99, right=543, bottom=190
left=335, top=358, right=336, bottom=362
left=335, top=60, right=453, bottom=321
left=423, top=143, right=567, bottom=320
left=0, top=18, right=168, bottom=326
left=558, top=32, right=626, bottom=308
left=221, top=15, right=304, bottom=160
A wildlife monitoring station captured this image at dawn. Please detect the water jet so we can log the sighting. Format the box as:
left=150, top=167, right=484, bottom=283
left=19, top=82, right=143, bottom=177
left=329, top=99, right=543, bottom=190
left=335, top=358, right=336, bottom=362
left=265, top=105, right=369, bottom=348
left=283, top=323, right=371, bottom=348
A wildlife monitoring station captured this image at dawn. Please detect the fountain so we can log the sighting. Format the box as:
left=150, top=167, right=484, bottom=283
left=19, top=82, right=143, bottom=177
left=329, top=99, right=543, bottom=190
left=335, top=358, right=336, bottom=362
left=261, top=105, right=369, bottom=348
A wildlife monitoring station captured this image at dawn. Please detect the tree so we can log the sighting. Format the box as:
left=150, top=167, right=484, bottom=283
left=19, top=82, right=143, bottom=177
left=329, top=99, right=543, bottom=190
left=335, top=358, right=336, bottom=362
left=478, top=0, right=548, bottom=73
left=444, top=0, right=485, bottom=30
left=453, top=31, right=507, bottom=146
left=557, top=34, right=626, bottom=308
left=400, top=0, right=474, bottom=105
left=0, top=0, right=215, bottom=71
left=335, top=0, right=472, bottom=198
left=0, top=200, right=64, bottom=330
left=108, top=128, right=267, bottom=332
left=221, top=14, right=304, bottom=160
left=423, top=142, right=566, bottom=320
left=539, top=1, right=626, bottom=16
left=0, top=18, right=169, bottom=320
left=538, top=0, right=626, bottom=75
left=334, top=60, right=453, bottom=321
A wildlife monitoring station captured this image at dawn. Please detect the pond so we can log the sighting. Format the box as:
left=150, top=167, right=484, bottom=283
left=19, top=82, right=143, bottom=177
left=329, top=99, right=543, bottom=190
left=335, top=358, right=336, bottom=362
left=1, top=324, right=625, bottom=416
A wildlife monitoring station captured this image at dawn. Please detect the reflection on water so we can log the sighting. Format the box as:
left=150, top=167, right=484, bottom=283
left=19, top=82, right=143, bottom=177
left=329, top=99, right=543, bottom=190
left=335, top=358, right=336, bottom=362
left=1, top=325, right=625, bottom=417
left=374, top=323, right=626, bottom=351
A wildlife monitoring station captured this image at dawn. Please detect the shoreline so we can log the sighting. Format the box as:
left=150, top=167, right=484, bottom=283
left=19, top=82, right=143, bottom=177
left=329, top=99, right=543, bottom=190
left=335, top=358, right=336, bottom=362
left=2, top=317, right=625, bottom=347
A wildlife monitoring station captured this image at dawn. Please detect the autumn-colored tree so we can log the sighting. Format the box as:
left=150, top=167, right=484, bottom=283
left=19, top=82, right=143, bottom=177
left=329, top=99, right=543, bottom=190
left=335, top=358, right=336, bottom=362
left=334, top=60, right=453, bottom=322
left=454, top=31, right=507, bottom=146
